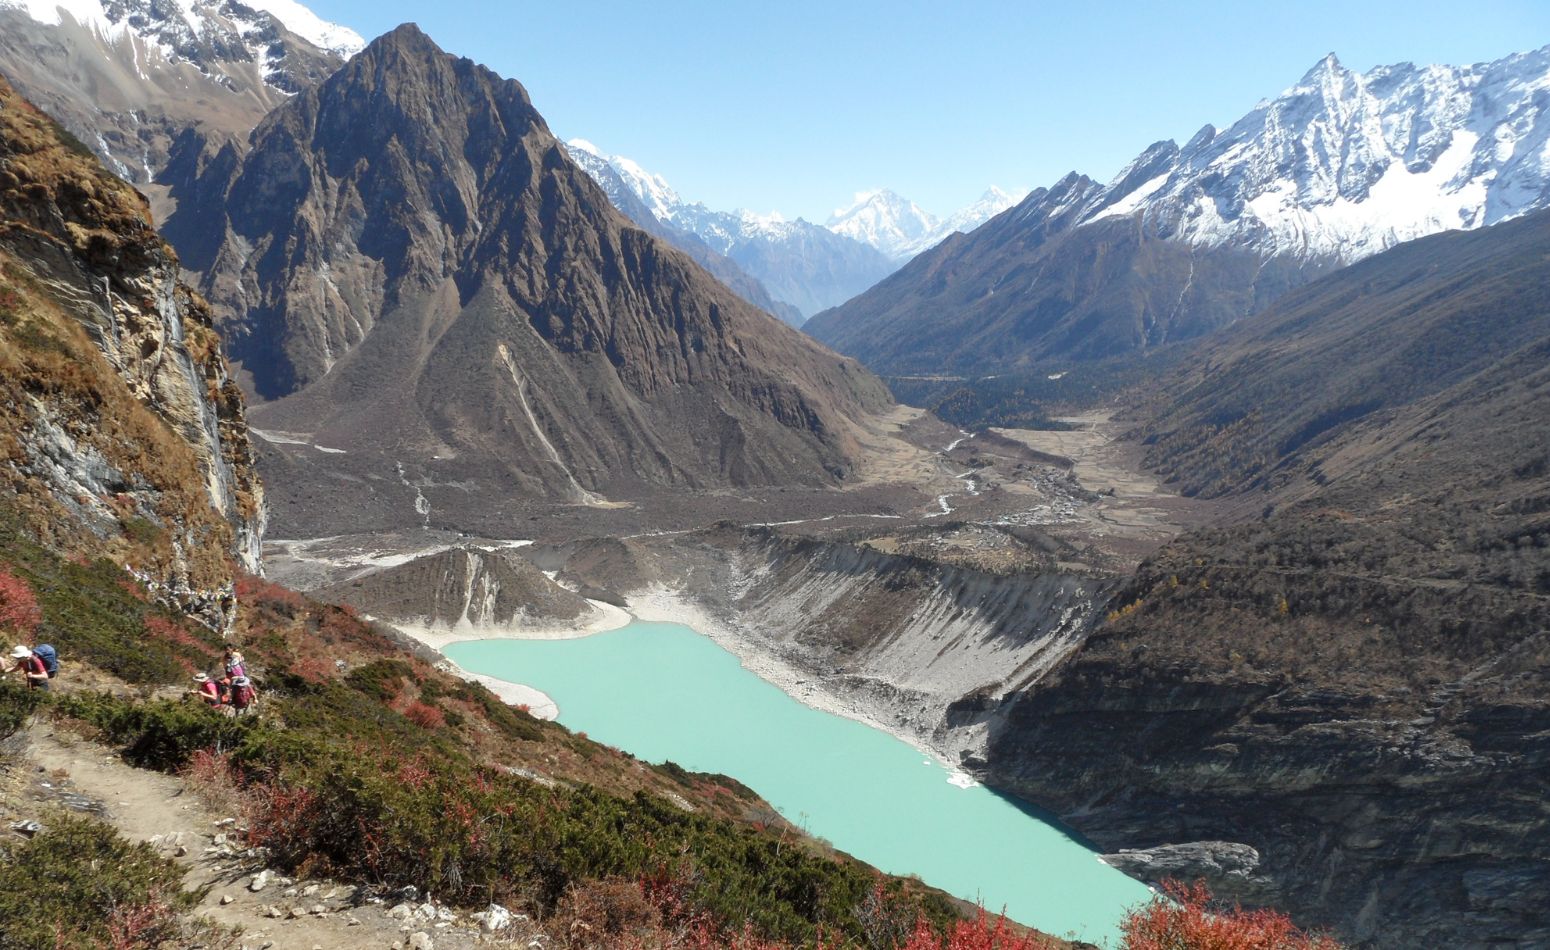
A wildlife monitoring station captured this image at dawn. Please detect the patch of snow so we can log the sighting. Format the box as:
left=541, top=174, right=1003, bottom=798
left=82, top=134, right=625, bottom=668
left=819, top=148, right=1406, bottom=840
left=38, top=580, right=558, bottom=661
left=236, top=0, right=363, bottom=56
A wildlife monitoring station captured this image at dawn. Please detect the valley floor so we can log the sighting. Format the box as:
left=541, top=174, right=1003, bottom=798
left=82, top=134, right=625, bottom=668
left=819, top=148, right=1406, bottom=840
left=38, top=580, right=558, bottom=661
left=263, top=411, right=1217, bottom=828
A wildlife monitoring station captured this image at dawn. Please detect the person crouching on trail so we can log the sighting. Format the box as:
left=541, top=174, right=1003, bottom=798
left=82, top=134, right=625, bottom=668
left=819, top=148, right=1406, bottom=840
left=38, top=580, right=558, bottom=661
left=191, top=672, right=223, bottom=708
left=9, top=645, right=48, bottom=691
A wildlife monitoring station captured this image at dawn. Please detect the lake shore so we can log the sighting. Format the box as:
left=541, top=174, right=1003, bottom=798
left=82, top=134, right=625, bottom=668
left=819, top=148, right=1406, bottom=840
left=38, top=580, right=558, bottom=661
left=384, top=599, right=633, bottom=720
left=625, top=584, right=980, bottom=786
left=383, top=584, right=980, bottom=783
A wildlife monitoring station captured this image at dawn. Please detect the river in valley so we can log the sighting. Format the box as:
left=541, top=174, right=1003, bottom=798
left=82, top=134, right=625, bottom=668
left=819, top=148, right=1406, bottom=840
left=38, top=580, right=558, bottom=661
left=444, top=620, right=1152, bottom=945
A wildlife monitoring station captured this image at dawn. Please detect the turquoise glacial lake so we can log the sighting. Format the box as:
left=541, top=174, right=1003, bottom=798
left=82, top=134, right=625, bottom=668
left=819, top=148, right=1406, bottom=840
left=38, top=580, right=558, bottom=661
left=444, top=621, right=1151, bottom=945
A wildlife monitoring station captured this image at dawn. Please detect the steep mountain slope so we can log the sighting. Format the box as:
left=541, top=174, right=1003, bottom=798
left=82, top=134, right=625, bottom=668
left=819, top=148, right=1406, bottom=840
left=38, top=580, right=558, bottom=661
left=164, top=25, right=892, bottom=529
left=810, top=46, right=1550, bottom=376
left=978, top=212, right=1550, bottom=947
left=567, top=140, right=894, bottom=319
left=0, top=0, right=360, bottom=210
left=0, top=74, right=263, bottom=625
left=564, top=141, right=804, bottom=325
left=811, top=176, right=1314, bottom=374
left=1137, top=209, right=1550, bottom=498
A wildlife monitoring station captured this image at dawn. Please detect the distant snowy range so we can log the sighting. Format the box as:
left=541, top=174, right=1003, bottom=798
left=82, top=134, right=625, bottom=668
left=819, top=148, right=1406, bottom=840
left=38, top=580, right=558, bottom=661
left=566, top=139, right=1021, bottom=323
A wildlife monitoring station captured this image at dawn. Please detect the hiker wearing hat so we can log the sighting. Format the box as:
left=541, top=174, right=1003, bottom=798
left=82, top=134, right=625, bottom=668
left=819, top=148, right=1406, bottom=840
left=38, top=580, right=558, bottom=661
left=191, top=672, right=223, bottom=708
left=229, top=675, right=258, bottom=716
left=9, top=645, right=48, bottom=691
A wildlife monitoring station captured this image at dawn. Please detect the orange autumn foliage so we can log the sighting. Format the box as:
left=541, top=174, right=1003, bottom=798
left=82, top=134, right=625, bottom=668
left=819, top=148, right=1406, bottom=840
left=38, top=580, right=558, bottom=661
left=1120, top=880, right=1342, bottom=950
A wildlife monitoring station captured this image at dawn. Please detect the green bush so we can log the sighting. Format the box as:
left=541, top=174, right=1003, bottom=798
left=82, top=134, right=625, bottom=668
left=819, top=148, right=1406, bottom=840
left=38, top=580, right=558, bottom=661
left=0, top=812, right=196, bottom=949
left=344, top=657, right=416, bottom=700
left=0, top=679, right=41, bottom=741
left=55, top=693, right=254, bottom=771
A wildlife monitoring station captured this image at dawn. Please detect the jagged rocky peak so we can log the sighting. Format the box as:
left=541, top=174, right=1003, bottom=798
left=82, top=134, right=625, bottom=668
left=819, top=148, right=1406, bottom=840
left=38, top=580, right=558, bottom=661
left=1080, top=43, right=1550, bottom=260
left=810, top=44, right=1550, bottom=375
left=166, top=23, right=891, bottom=528
left=0, top=76, right=264, bottom=624
left=2, top=0, right=363, bottom=80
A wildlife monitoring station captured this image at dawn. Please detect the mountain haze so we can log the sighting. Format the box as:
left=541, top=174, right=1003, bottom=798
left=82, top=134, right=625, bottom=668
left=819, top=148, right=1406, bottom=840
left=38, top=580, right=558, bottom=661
left=164, top=24, right=892, bottom=530
left=567, top=140, right=895, bottom=319
left=827, top=187, right=1022, bottom=262
left=564, top=141, right=806, bottom=325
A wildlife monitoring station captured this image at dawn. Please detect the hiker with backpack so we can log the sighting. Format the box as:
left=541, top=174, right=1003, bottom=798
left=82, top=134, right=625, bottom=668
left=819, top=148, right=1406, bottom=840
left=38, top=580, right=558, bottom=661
left=191, top=672, right=224, bottom=708
left=229, top=675, right=257, bottom=716
left=223, top=646, right=245, bottom=679
left=9, top=644, right=55, bottom=690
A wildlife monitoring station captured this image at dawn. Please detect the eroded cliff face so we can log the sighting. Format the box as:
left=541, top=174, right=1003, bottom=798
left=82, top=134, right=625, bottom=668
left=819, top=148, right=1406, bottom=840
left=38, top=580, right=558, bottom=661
left=983, top=627, right=1550, bottom=948
left=543, top=526, right=1119, bottom=756
left=0, top=76, right=264, bottom=625
left=315, top=544, right=595, bottom=634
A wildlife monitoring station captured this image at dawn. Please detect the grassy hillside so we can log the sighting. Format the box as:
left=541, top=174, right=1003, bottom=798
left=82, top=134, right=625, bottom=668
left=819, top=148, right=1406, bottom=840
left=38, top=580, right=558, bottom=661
left=0, top=516, right=983, bottom=947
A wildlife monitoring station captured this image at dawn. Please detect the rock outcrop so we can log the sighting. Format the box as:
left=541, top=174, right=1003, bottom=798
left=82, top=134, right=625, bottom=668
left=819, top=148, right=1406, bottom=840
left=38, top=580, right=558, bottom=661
left=0, top=76, right=264, bottom=622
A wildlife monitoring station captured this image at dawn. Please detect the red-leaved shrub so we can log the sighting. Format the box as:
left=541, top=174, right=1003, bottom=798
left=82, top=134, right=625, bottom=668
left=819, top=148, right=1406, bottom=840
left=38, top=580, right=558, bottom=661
left=181, top=749, right=248, bottom=816
left=895, top=909, right=1055, bottom=950
left=404, top=701, right=446, bottom=730
left=0, top=568, right=41, bottom=635
left=1121, top=880, right=1342, bottom=950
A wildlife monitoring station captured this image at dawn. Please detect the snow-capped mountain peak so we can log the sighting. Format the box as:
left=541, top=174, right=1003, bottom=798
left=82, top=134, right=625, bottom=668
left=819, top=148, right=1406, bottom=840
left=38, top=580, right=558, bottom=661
left=563, top=140, right=897, bottom=318
left=826, top=186, right=1025, bottom=261
left=237, top=0, right=364, bottom=56
left=826, top=189, right=939, bottom=259
left=1075, top=44, right=1550, bottom=262
left=0, top=0, right=364, bottom=61
left=0, top=0, right=364, bottom=187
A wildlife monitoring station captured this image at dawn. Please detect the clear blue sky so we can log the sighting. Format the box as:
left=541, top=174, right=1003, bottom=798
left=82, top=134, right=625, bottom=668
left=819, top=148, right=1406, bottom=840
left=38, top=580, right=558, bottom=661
left=305, top=0, right=1548, bottom=222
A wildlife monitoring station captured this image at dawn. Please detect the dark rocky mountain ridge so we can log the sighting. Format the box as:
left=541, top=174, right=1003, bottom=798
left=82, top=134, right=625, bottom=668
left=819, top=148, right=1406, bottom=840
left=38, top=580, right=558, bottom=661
left=163, top=24, right=892, bottom=529
left=804, top=173, right=1317, bottom=376
left=975, top=210, right=1550, bottom=948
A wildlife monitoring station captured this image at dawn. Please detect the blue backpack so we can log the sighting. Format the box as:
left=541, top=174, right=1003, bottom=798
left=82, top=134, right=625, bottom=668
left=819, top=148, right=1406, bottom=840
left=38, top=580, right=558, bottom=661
left=32, top=644, right=58, bottom=678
